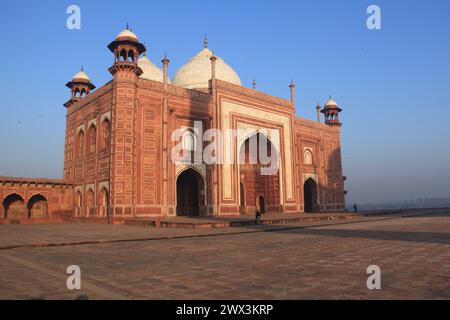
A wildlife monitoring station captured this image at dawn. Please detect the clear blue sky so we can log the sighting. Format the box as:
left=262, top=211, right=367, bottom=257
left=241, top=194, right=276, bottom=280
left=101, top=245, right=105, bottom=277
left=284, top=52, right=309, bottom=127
left=0, top=0, right=449, bottom=204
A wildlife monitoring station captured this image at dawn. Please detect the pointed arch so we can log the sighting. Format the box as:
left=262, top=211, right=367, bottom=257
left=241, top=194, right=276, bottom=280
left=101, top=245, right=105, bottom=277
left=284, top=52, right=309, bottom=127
left=76, top=130, right=85, bottom=158
left=176, top=168, right=206, bottom=216
left=2, top=193, right=25, bottom=219
left=98, top=187, right=109, bottom=217
left=100, top=118, right=111, bottom=150
left=238, top=132, right=280, bottom=214
left=304, top=178, right=318, bottom=213
left=88, top=124, right=97, bottom=153
left=304, top=149, right=313, bottom=165
left=27, top=194, right=48, bottom=218
left=85, top=188, right=95, bottom=216
left=75, top=190, right=83, bottom=216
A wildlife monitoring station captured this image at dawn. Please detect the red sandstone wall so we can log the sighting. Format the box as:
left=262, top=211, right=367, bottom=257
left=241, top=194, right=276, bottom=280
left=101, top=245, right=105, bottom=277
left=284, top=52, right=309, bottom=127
left=0, top=178, right=73, bottom=221
left=294, top=118, right=345, bottom=212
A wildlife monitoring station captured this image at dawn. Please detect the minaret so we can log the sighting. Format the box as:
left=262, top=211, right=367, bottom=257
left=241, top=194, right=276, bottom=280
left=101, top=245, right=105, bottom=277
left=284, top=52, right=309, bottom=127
left=289, top=80, right=295, bottom=104
left=210, top=52, right=217, bottom=93
left=315, top=102, right=322, bottom=123
left=107, top=24, right=146, bottom=78
left=321, top=96, right=342, bottom=127
left=162, top=52, right=170, bottom=86
left=106, top=25, right=146, bottom=219
left=64, top=67, right=95, bottom=108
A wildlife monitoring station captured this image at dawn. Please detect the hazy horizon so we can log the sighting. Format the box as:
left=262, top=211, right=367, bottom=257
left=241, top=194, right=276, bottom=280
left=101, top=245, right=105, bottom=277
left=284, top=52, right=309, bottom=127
left=0, top=0, right=449, bottom=205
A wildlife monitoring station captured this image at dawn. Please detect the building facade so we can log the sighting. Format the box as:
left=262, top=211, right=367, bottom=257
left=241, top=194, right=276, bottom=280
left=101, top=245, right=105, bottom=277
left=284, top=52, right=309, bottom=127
left=0, top=27, right=346, bottom=222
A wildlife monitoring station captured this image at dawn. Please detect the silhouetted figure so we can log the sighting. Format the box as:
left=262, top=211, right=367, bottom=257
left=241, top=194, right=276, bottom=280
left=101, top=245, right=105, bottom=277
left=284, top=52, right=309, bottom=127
left=255, top=205, right=262, bottom=225
left=354, top=204, right=358, bottom=212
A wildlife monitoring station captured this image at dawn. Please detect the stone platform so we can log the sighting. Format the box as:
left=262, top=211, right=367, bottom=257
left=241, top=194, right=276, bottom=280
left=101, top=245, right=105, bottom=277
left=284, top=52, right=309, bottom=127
left=123, top=210, right=402, bottom=229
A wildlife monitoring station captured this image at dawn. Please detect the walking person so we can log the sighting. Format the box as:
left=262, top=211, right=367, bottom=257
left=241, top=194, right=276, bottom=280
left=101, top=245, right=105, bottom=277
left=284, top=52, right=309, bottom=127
left=255, top=203, right=262, bottom=225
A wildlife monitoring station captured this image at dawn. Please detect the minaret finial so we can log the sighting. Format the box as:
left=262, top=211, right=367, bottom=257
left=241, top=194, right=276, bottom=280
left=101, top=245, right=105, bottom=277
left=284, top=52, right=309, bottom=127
left=204, top=34, right=208, bottom=48
left=252, top=77, right=256, bottom=90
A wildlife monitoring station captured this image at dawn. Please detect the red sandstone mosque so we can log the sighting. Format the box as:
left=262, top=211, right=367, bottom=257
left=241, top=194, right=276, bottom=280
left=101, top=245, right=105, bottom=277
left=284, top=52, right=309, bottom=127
left=0, top=26, right=346, bottom=222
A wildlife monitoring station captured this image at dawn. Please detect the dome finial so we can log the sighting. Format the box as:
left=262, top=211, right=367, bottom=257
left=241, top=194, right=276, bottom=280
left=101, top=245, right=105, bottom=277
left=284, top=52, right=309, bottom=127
left=81, top=65, right=83, bottom=72
left=126, top=21, right=129, bottom=30
left=204, top=34, right=208, bottom=48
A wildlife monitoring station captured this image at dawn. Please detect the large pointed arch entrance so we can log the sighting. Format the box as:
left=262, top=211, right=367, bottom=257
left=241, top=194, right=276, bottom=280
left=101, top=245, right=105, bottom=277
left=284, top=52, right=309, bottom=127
left=176, top=168, right=206, bottom=216
left=303, top=178, right=318, bottom=213
left=238, top=132, right=280, bottom=214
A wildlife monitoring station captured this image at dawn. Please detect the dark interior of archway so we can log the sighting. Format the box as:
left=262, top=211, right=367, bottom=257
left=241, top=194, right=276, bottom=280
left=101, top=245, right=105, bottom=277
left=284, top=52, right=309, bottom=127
left=304, top=178, right=318, bottom=213
left=177, top=170, right=200, bottom=216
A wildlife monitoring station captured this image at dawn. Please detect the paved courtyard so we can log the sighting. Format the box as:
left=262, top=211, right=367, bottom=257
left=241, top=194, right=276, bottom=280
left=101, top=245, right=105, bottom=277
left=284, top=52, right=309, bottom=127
left=0, top=210, right=449, bottom=299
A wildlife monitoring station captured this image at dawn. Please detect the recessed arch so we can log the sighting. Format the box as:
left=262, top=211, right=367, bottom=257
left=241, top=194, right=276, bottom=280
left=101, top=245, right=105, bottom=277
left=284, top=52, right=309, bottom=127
left=88, top=124, right=97, bottom=153
left=2, top=193, right=25, bottom=219
left=304, top=149, right=313, bottom=165
left=100, top=118, right=111, bottom=150
left=76, top=130, right=85, bottom=158
left=238, top=132, right=280, bottom=214
left=176, top=168, right=206, bottom=216
left=27, top=194, right=48, bottom=218
left=75, top=190, right=83, bottom=217
left=304, top=178, right=318, bottom=213
left=85, top=188, right=95, bottom=216
left=98, top=187, right=109, bottom=217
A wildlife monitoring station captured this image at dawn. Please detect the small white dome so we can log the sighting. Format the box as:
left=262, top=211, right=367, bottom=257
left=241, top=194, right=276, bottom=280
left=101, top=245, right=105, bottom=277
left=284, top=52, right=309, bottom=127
left=73, top=70, right=90, bottom=81
left=116, top=29, right=138, bottom=41
left=172, top=48, right=241, bottom=89
left=325, top=98, right=338, bottom=107
left=138, top=56, right=171, bottom=83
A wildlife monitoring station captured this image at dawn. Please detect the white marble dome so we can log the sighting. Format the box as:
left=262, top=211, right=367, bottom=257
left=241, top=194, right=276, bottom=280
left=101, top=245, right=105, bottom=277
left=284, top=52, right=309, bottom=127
left=72, top=70, right=90, bottom=81
left=325, top=98, right=339, bottom=107
left=172, top=48, right=242, bottom=89
left=138, top=56, right=171, bottom=83
left=115, top=29, right=138, bottom=41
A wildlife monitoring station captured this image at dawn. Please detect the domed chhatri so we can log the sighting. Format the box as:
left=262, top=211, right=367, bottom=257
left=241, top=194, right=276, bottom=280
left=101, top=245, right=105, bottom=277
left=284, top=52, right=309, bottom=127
left=138, top=56, right=171, bottom=83
left=321, top=96, right=343, bottom=127
left=172, top=39, right=242, bottom=89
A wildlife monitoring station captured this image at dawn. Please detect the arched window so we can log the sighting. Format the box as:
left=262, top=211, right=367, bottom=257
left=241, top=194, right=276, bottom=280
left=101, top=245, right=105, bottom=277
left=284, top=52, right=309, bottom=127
left=304, top=149, right=313, bottom=165
left=86, top=189, right=95, bottom=216
left=128, top=50, right=135, bottom=62
left=100, top=119, right=110, bottom=150
left=88, top=125, right=96, bottom=153
left=120, top=49, right=127, bottom=61
left=76, top=130, right=85, bottom=158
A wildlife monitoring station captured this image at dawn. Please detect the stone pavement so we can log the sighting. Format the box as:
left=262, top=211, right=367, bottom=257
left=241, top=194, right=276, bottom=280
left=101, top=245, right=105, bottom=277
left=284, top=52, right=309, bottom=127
left=0, top=209, right=449, bottom=299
